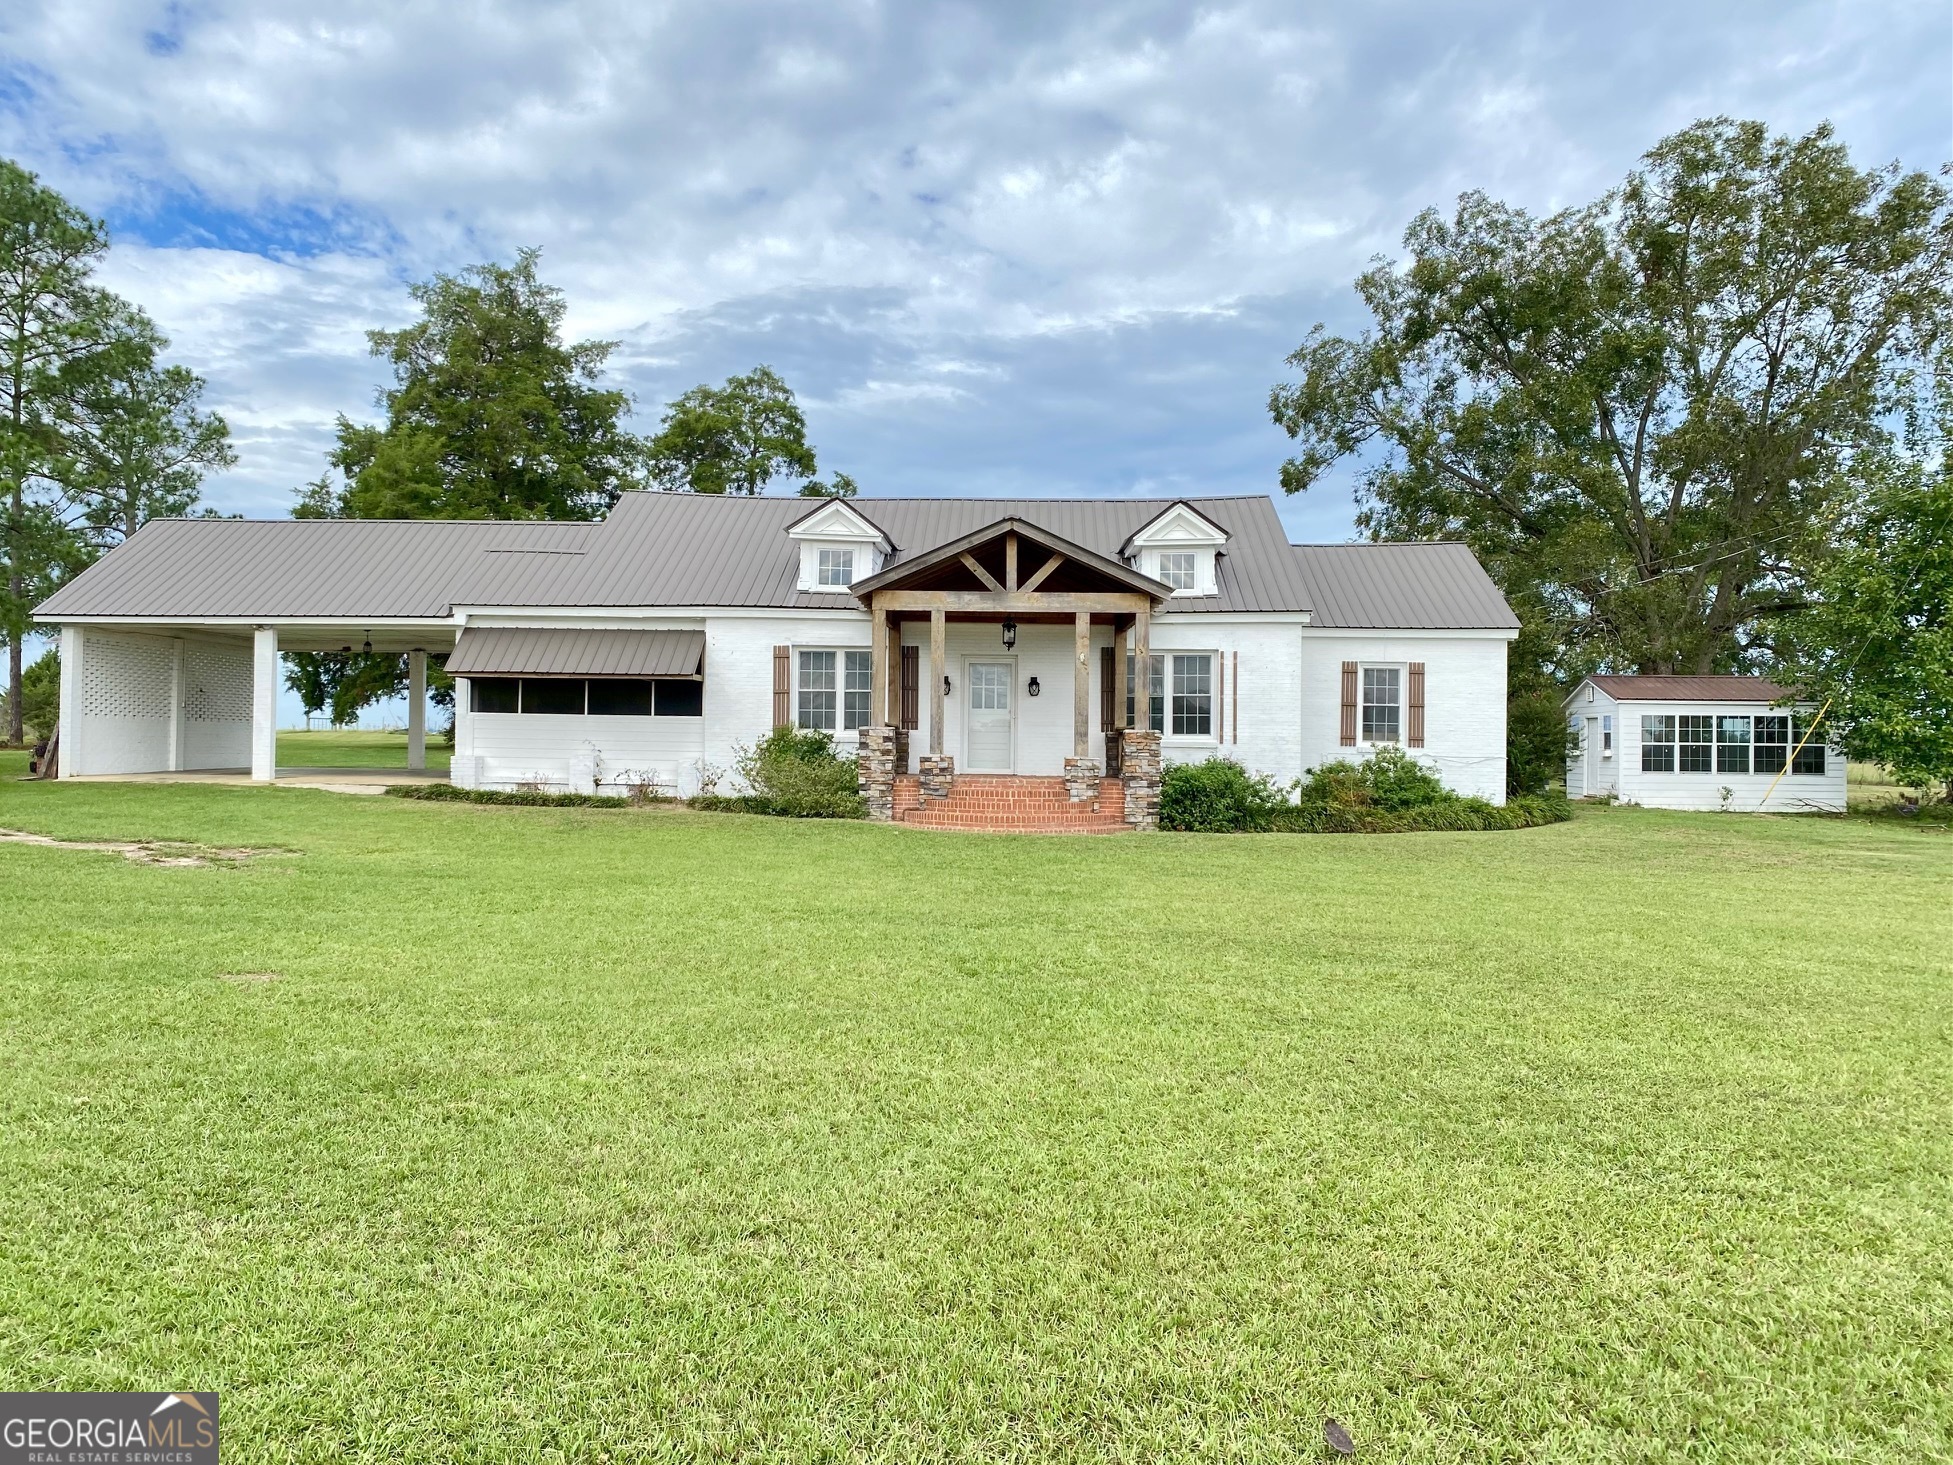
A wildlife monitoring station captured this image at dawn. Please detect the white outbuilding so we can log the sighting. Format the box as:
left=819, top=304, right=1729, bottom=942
left=1564, top=675, right=1844, bottom=813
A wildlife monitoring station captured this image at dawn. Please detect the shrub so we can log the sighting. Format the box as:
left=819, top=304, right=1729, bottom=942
left=1271, top=790, right=1571, bottom=833
left=1294, top=745, right=1449, bottom=812
left=1508, top=689, right=1577, bottom=796
left=1159, top=757, right=1288, bottom=832
left=386, top=784, right=630, bottom=808
left=731, top=726, right=866, bottom=819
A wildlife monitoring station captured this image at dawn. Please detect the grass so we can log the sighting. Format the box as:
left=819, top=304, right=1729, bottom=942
left=0, top=751, right=1948, bottom=1462
left=277, top=727, right=452, bottom=771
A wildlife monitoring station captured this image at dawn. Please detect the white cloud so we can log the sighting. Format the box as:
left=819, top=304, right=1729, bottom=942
left=0, top=0, right=1944, bottom=524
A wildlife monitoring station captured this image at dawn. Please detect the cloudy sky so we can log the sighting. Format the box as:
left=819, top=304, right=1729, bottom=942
left=3, top=0, right=1948, bottom=552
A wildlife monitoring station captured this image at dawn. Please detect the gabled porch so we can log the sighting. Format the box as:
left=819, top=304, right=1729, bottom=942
left=847, top=517, right=1170, bottom=829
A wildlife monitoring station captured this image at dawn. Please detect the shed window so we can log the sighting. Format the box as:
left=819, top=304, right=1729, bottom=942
left=1792, top=718, right=1826, bottom=775
left=1716, top=715, right=1751, bottom=774
left=1159, top=552, right=1197, bottom=591
left=1170, top=654, right=1213, bottom=736
left=1361, top=666, right=1401, bottom=744
left=1602, top=714, right=1613, bottom=754
left=588, top=679, right=654, bottom=716
left=1753, top=715, right=1789, bottom=774
left=521, top=679, right=586, bottom=715
left=472, top=678, right=519, bottom=714
left=1640, top=715, right=1675, bottom=772
left=1679, top=715, right=1714, bottom=772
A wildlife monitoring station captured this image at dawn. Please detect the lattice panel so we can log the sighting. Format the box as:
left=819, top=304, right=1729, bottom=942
left=183, top=643, right=253, bottom=722
left=81, top=635, right=175, bottom=719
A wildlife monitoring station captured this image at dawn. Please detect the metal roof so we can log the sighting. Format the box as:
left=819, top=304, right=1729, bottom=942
left=1577, top=675, right=1797, bottom=703
left=446, top=627, right=704, bottom=678
left=34, top=517, right=594, bottom=619
left=1289, top=543, right=1520, bottom=629
left=36, top=494, right=1516, bottom=632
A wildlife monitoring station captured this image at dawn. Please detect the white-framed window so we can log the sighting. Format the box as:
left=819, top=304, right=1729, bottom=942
left=1641, top=714, right=1676, bottom=772
left=1602, top=714, right=1613, bottom=755
left=1158, top=552, right=1197, bottom=592
left=816, top=547, right=855, bottom=587
left=1169, top=653, right=1212, bottom=735
left=796, top=649, right=873, bottom=731
left=1361, top=665, right=1401, bottom=744
left=1667, top=712, right=1825, bottom=776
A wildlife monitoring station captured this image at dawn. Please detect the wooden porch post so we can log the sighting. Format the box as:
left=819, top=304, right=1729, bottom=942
left=929, top=607, right=946, bottom=754
left=869, top=599, right=890, bottom=731
left=1073, top=611, right=1091, bottom=759
left=885, top=613, right=902, bottom=725
left=1132, top=603, right=1150, bottom=731
left=1113, top=621, right=1129, bottom=729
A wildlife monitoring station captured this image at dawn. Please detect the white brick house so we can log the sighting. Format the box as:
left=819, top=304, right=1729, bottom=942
left=36, top=493, right=1522, bottom=826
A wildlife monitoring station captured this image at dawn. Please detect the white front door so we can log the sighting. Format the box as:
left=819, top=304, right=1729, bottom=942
left=966, top=661, right=1014, bottom=772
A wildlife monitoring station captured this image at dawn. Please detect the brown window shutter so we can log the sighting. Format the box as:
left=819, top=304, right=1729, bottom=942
left=1408, top=662, right=1426, bottom=747
left=1099, top=645, right=1115, bottom=729
left=1340, top=661, right=1358, bottom=746
left=772, top=645, right=791, bottom=728
left=900, top=644, right=919, bottom=730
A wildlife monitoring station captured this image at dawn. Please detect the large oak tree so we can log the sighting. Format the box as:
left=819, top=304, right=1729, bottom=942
left=1270, top=119, right=1953, bottom=684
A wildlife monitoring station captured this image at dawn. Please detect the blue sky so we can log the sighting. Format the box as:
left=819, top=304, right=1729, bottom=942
left=3, top=1, right=1949, bottom=721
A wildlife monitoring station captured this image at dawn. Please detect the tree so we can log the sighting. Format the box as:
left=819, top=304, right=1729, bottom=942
left=0, top=158, right=126, bottom=744
left=285, top=650, right=453, bottom=729
left=1270, top=119, right=1953, bottom=686
left=1788, top=448, right=1953, bottom=799
left=311, top=249, right=644, bottom=521
left=798, top=471, right=858, bottom=498
left=645, top=365, right=819, bottom=494
left=65, top=303, right=234, bottom=546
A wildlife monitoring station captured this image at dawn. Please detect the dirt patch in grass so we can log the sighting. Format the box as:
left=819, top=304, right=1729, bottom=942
left=0, top=828, right=289, bottom=867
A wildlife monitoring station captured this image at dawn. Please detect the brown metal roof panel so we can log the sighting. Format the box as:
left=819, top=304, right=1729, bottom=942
left=1583, top=675, right=1795, bottom=702
left=446, top=626, right=705, bottom=678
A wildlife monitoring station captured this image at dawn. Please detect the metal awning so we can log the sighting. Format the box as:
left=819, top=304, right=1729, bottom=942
left=446, top=626, right=704, bottom=679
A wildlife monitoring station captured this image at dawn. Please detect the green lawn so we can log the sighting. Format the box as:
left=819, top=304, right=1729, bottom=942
left=1, top=755, right=1948, bottom=1462
left=278, top=727, right=452, bottom=771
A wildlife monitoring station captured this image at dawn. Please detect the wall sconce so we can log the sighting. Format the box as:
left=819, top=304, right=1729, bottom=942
left=942, top=675, right=952, bottom=697
left=1027, top=676, right=1040, bottom=697
left=1000, top=617, right=1017, bottom=650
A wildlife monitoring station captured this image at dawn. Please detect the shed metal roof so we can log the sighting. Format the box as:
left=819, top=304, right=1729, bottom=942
left=446, top=627, right=704, bottom=679
left=1289, top=543, right=1520, bottom=630
left=1577, top=675, right=1797, bottom=703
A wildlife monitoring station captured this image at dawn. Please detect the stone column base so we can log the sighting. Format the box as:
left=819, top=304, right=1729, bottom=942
left=857, top=725, right=898, bottom=821
left=1119, top=730, right=1162, bottom=830
left=919, top=753, right=955, bottom=800
left=1063, top=756, right=1101, bottom=803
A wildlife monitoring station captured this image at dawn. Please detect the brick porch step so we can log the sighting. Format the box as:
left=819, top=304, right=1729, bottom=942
left=891, top=774, right=1132, bottom=832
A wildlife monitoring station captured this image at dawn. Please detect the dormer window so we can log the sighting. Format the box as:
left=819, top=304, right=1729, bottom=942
left=1121, top=501, right=1230, bottom=597
left=817, top=548, right=855, bottom=587
left=787, top=499, right=892, bottom=594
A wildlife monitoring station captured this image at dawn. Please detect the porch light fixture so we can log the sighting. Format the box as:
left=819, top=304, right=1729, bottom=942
left=362, top=633, right=372, bottom=654
left=1000, top=617, right=1017, bottom=650
left=942, top=675, right=952, bottom=697
left=1027, top=676, right=1040, bottom=697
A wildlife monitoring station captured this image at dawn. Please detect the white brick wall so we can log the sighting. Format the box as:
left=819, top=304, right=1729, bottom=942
left=1299, top=631, right=1511, bottom=802
left=61, top=628, right=254, bottom=776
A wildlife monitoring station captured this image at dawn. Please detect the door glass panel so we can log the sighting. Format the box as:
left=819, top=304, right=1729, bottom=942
left=970, top=663, right=1010, bottom=711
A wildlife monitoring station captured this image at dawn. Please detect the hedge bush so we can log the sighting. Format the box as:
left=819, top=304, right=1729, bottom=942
left=730, top=726, right=867, bottom=818
left=1158, top=758, right=1288, bottom=832
left=1158, top=747, right=1573, bottom=834
left=385, top=784, right=634, bottom=808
